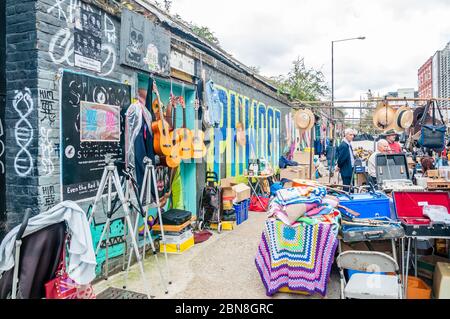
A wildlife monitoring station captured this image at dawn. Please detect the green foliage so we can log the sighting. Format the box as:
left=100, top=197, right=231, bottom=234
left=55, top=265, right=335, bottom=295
left=270, top=57, right=329, bottom=102
left=173, top=14, right=220, bottom=47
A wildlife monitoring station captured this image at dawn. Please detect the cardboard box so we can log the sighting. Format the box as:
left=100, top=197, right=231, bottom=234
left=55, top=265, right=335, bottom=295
left=299, top=164, right=314, bottom=180
left=293, top=151, right=311, bottom=165
left=427, top=170, right=439, bottom=178
left=221, top=177, right=236, bottom=187
left=232, top=183, right=250, bottom=202
left=417, top=255, right=450, bottom=280
left=222, top=187, right=236, bottom=199
left=280, top=166, right=305, bottom=180
left=433, top=262, right=450, bottom=299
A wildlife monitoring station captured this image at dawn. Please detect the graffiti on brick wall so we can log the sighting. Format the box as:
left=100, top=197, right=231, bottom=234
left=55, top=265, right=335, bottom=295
left=40, top=127, right=55, bottom=176
left=41, top=185, right=57, bottom=210
left=0, top=116, right=4, bottom=175
left=205, top=85, right=281, bottom=178
left=39, top=89, right=57, bottom=126
left=13, top=88, right=34, bottom=177
left=47, top=0, right=117, bottom=76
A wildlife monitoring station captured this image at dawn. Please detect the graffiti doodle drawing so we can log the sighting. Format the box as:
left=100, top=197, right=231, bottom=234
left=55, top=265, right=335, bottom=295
left=104, top=15, right=116, bottom=44
left=40, top=127, right=55, bottom=176
left=49, top=28, right=74, bottom=66
left=47, top=0, right=68, bottom=22
left=0, top=118, right=4, bottom=174
left=13, top=88, right=34, bottom=177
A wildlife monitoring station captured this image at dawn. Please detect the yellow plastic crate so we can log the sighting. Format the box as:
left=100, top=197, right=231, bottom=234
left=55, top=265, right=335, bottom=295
left=210, top=221, right=235, bottom=231
left=160, top=236, right=194, bottom=254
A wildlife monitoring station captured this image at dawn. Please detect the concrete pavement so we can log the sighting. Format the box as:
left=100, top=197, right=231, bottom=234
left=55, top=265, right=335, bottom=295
left=93, top=210, right=341, bottom=299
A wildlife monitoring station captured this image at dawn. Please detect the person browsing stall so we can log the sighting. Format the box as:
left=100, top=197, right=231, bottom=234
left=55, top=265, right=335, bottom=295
left=336, top=128, right=356, bottom=192
left=384, top=129, right=402, bottom=154
left=367, top=139, right=389, bottom=186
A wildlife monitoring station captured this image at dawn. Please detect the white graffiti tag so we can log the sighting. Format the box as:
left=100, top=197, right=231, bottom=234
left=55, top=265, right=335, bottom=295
left=0, top=118, right=4, bottom=174
left=47, top=0, right=68, bottom=22
left=40, top=127, right=55, bottom=176
left=104, top=15, right=116, bottom=44
left=13, top=88, right=34, bottom=177
left=49, top=28, right=74, bottom=66
left=49, top=29, right=116, bottom=75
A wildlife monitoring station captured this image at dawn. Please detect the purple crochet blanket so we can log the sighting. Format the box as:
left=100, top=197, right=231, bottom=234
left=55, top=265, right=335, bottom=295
left=255, top=219, right=338, bottom=297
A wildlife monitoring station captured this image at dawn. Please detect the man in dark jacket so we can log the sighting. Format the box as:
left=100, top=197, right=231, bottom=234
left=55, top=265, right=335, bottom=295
left=337, top=128, right=356, bottom=192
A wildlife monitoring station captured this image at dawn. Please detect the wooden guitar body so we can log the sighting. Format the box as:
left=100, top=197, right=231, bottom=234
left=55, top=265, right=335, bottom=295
left=192, top=130, right=207, bottom=159
left=151, top=119, right=173, bottom=156
left=166, top=130, right=182, bottom=168
left=178, top=128, right=193, bottom=160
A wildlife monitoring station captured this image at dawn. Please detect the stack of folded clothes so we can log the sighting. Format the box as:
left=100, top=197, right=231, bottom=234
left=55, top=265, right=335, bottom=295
left=255, top=186, right=340, bottom=297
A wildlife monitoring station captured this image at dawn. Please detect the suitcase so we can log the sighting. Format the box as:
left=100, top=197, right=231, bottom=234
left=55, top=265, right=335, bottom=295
left=376, top=153, right=410, bottom=184
left=161, top=209, right=192, bottom=226
left=340, top=217, right=405, bottom=242
left=393, top=191, right=450, bottom=237
left=337, top=192, right=391, bottom=219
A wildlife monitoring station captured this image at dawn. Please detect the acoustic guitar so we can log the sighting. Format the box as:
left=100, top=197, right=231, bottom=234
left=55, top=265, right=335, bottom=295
left=166, top=94, right=182, bottom=168
left=192, top=98, right=207, bottom=159
left=151, top=82, right=173, bottom=156
left=177, top=96, right=194, bottom=160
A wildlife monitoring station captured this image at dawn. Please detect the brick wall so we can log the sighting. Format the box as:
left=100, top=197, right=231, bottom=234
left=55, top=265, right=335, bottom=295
left=4, top=0, right=39, bottom=235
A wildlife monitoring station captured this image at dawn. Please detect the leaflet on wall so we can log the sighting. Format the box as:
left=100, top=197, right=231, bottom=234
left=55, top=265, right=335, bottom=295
left=80, top=101, right=120, bottom=142
left=61, top=71, right=130, bottom=202
left=74, top=8, right=102, bottom=72
left=170, top=50, right=195, bottom=76
left=120, top=8, right=171, bottom=75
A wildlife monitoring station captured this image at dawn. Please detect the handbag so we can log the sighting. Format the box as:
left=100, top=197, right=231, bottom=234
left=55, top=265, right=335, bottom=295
left=249, top=195, right=270, bottom=212
left=418, top=100, right=446, bottom=151
left=45, top=234, right=95, bottom=299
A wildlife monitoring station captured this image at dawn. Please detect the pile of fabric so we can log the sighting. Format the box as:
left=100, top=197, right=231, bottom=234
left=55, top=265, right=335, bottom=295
left=255, top=185, right=340, bottom=297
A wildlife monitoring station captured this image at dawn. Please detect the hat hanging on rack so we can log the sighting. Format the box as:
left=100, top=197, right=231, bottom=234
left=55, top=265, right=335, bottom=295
left=392, top=105, right=414, bottom=131
left=294, top=109, right=315, bottom=131
left=372, top=101, right=396, bottom=131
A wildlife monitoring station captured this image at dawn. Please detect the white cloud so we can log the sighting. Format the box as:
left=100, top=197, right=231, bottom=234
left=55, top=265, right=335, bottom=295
left=170, top=0, right=450, bottom=107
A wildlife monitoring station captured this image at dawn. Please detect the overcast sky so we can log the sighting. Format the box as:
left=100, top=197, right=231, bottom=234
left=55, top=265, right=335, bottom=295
left=170, top=0, right=450, bottom=117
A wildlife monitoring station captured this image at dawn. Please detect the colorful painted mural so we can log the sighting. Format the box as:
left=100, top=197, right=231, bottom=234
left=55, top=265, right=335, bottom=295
left=206, top=85, right=282, bottom=178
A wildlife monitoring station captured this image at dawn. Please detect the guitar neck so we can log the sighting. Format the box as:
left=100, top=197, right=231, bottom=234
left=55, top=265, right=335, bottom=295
left=182, top=106, right=187, bottom=129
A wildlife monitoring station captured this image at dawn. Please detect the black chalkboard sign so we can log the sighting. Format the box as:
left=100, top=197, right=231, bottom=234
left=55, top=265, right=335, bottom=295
left=61, top=70, right=130, bottom=201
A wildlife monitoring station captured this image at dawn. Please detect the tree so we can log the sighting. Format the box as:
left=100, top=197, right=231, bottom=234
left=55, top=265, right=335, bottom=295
left=270, top=57, right=329, bottom=101
left=154, top=0, right=172, bottom=12
left=172, top=14, right=221, bottom=47
left=248, top=66, right=261, bottom=74
left=188, top=23, right=220, bottom=46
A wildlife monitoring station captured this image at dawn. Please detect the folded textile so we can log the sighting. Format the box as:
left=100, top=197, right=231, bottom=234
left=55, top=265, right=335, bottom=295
left=268, top=202, right=318, bottom=226
left=255, top=219, right=338, bottom=296
left=0, top=201, right=96, bottom=285
left=274, top=186, right=326, bottom=206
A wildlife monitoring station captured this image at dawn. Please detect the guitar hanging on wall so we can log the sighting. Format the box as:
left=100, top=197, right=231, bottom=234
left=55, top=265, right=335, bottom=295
left=166, top=94, right=182, bottom=168
left=151, top=81, right=173, bottom=156
left=178, top=95, right=194, bottom=160
left=192, top=89, right=207, bottom=159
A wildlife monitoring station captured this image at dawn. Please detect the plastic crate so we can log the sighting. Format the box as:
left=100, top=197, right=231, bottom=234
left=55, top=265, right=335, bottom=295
left=234, top=199, right=250, bottom=225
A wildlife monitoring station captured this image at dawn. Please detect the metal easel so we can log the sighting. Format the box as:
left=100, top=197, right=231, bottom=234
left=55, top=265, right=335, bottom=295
left=87, top=154, right=151, bottom=298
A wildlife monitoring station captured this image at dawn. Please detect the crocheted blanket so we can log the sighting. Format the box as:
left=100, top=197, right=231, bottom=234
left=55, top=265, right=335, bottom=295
left=255, top=219, right=338, bottom=297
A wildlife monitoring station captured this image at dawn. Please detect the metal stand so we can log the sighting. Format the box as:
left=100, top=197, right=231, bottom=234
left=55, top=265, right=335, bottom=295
left=138, top=157, right=172, bottom=285
left=122, top=159, right=169, bottom=294
left=88, top=154, right=151, bottom=298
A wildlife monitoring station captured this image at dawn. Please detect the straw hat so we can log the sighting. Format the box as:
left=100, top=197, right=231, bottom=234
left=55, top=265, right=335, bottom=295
left=392, top=105, right=414, bottom=131
left=294, top=109, right=315, bottom=131
left=372, top=102, right=396, bottom=131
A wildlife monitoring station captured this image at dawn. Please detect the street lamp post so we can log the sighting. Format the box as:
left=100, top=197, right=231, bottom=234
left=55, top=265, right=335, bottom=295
left=329, top=36, right=365, bottom=182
